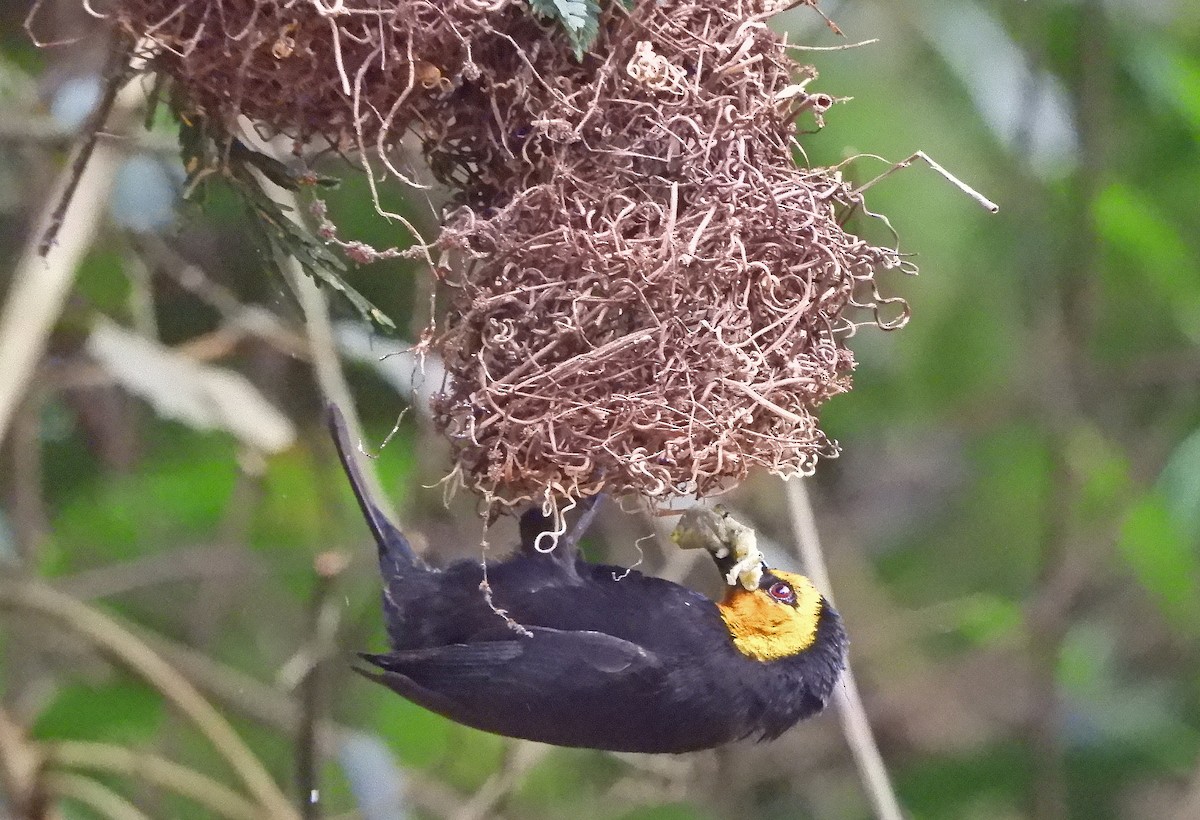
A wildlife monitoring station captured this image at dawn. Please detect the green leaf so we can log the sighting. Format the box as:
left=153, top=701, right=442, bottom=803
left=363, top=691, right=453, bottom=768
left=1056, top=623, right=1190, bottom=756
left=230, top=160, right=397, bottom=331
left=953, top=595, right=1023, bottom=646
left=1064, top=425, right=1132, bottom=522
left=1158, top=427, right=1200, bottom=545
left=177, top=117, right=396, bottom=332
left=76, top=247, right=130, bottom=314
left=1117, top=493, right=1200, bottom=631
left=46, top=436, right=238, bottom=574
left=1093, top=182, right=1200, bottom=342
left=509, top=748, right=613, bottom=809
left=527, top=0, right=602, bottom=58
left=617, top=804, right=711, bottom=820
left=1113, top=429, right=1200, bottom=636
left=34, top=680, right=164, bottom=743
left=1130, top=41, right=1200, bottom=138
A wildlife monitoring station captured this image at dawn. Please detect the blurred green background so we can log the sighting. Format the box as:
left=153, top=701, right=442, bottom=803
left=1, top=0, right=1199, bottom=818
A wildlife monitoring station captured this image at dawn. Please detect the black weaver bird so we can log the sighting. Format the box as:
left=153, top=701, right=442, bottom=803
left=330, top=408, right=847, bottom=753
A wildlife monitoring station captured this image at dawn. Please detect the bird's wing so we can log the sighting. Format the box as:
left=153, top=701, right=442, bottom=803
left=358, top=627, right=670, bottom=749
left=364, top=626, right=658, bottom=681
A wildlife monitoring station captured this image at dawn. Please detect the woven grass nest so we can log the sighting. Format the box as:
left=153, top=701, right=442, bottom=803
left=104, top=0, right=911, bottom=510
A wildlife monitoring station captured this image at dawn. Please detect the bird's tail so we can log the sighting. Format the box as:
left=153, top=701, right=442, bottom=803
left=326, top=404, right=420, bottom=575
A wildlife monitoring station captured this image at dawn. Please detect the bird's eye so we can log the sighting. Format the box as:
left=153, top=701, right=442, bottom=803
left=768, top=581, right=795, bottom=603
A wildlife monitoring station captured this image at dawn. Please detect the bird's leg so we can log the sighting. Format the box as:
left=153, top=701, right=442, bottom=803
left=563, top=493, right=605, bottom=552
left=518, top=493, right=605, bottom=560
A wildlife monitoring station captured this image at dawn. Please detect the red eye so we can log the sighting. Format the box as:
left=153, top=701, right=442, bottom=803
left=768, top=581, right=794, bottom=603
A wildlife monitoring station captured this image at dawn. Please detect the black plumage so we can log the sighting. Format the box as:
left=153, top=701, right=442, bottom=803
left=331, top=408, right=847, bottom=753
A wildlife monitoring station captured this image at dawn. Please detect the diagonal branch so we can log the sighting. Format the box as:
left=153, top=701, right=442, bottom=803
left=783, top=478, right=904, bottom=820
left=0, top=578, right=298, bottom=819
left=43, top=741, right=260, bottom=820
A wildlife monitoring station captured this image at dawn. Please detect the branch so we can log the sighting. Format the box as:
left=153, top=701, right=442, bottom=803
left=850, top=150, right=999, bottom=213
left=0, top=578, right=297, bottom=819
left=53, top=544, right=261, bottom=601
left=42, top=771, right=150, bottom=820
left=36, top=36, right=136, bottom=257
left=0, top=76, right=144, bottom=447
left=453, top=741, right=551, bottom=820
left=254, top=167, right=399, bottom=526
left=0, top=707, right=49, bottom=819
left=115, top=624, right=469, bottom=820
left=43, top=741, right=261, bottom=820
left=293, top=553, right=349, bottom=819
left=783, top=478, right=904, bottom=820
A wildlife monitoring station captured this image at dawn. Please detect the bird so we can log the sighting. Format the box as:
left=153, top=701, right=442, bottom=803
left=329, top=407, right=847, bottom=754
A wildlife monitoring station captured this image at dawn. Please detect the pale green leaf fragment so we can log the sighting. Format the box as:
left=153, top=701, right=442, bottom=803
left=527, top=0, right=602, bottom=57
left=1093, top=182, right=1200, bottom=342
left=1157, top=427, right=1200, bottom=547
left=1117, top=493, right=1200, bottom=632
left=1130, top=42, right=1200, bottom=137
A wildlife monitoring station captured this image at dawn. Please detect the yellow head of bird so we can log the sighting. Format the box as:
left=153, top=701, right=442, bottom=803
left=717, top=570, right=825, bottom=662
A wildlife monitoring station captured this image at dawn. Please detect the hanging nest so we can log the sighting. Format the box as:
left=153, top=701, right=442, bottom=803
left=82, top=0, right=912, bottom=509
left=100, top=0, right=579, bottom=170
left=433, top=0, right=908, bottom=508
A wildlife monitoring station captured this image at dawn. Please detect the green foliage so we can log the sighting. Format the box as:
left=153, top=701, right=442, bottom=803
left=1058, top=622, right=1199, bottom=764
left=178, top=116, right=396, bottom=332
left=1130, top=41, right=1200, bottom=138
left=949, top=594, right=1023, bottom=647
left=527, top=0, right=603, bottom=58
left=1066, top=426, right=1132, bottom=523
left=616, top=804, right=712, bottom=820
left=1157, top=426, right=1200, bottom=545
left=1117, top=429, right=1200, bottom=632
left=316, top=172, right=424, bottom=326
left=367, top=692, right=455, bottom=767
left=34, top=680, right=165, bottom=744
left=45, top=429, right=238, bottom=574
left=437, top=726, right=508, bottom=791
left=898, top=743, right=1028, bottom=820
left=74, top=247, right=131, bottom=317
left=1093, top=182, right=1200, bottom=342
left=1118, top=493, right=1200, bottom=632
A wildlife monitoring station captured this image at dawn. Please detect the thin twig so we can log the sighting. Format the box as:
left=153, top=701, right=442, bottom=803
left=251, top=165, right=400, bottom=526
left=42, top=771, right=150, bottom=820
left=53, top=545, right=261, bottom=601
left=37, top=35, right=135, bottom=257
left=0, top=579, right=298, bottom=819
left=783, top=478, right=904, bottom=820
left=8, top=393, right=49, bottom=563
left=0, top=707, right=47, bottom=819
left=785, top=38, right=880, bottom=51
left=453, top=741, right=551, bottom=820
left=295, top=553, right=349, bottom=819
left=0, top=78, right=144, bottom=447
left=43, top=741, right=261, bottom=820
left=851, top=151, right=1000, bottom=213
left=137, top=236, right=312, bottom=359
left=133, top=624, right=467, bottom=820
